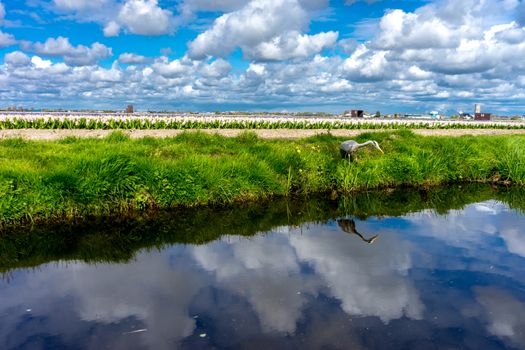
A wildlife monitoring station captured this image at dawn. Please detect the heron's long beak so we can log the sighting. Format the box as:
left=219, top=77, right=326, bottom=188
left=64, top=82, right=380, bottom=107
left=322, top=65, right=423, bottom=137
left=366, top=235, right=380, bottom=244
left=378, top=147, right=384, bottom=154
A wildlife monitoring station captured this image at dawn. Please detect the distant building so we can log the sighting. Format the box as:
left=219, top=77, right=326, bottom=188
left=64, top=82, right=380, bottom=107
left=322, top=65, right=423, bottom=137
left=474, top=104, right=481, bottom=114
left=429, top=111, right=440, bottom=119
left=475, top=113, right=492, bottom=121
left=350, top=110, right=364, bottom=118
left=125, top=105, right=134, bottom=113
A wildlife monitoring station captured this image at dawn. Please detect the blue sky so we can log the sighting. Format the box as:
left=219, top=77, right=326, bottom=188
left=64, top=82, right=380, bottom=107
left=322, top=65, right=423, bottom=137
left=1, top=0, right=525, bottom=114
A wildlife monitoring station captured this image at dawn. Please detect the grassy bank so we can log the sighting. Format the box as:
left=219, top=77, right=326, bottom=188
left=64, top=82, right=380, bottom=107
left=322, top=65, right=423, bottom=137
left=1, top=130, right=525, bottom=229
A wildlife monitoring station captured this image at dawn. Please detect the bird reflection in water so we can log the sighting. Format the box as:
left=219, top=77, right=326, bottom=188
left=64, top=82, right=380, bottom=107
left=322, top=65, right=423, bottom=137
left=337, top=219, right=380, bottom=244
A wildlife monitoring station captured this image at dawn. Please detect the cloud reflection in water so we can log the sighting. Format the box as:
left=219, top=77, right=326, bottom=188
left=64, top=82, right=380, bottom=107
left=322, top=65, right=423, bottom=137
left=0, top=200, right=524, bottom=349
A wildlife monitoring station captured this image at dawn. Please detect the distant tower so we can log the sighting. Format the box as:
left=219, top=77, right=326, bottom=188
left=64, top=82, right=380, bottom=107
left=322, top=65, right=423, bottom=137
left=474, top=104, right=481, bottom=114
left=125, top=104, right=134, bottom=113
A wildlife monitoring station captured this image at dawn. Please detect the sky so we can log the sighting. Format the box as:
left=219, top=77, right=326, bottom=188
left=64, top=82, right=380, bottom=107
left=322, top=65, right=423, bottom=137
left=0, top=0, right=525, bottom=114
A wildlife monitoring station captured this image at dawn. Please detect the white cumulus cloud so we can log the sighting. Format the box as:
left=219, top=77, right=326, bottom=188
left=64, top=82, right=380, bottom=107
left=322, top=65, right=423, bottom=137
left=32, top=37, right=112, bottom=66
left=117, top=0, right=172, bottom=36
left=200, top=58, right=232, bottom=78
left=4, top=51, right=31, bottom=66
left=53, top=0, right=111, bottom=11
left=90, top=62, right=123, bottom=82
left=31, top=56, right=53, bottom=69
left=246, top=30, right=338, bottom=61
left=51, top=0, right=173, bottom=37
left=152, top=56, right=196, bottom=78
left=118, top=52, right=148, bottom=64
left=103, top=21, right=121, bottom=37
left=0, top=31, right=15, bottom=48
left=4, top=0, right=525, bottom=113
left=188, top=0, right=314, bottom=60
left=372, top=9, right=462, bottom=50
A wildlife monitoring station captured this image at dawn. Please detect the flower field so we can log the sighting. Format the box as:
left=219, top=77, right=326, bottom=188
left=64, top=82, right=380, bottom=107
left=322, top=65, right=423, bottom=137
left=1, top=112, right=525, bottom=130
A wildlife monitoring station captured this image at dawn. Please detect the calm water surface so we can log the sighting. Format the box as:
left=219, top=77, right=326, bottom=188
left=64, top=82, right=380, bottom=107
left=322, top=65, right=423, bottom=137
left=1, top=188, right=525, bottom=349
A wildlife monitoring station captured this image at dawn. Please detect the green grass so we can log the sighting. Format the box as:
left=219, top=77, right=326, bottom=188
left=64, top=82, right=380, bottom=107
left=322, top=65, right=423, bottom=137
left=1, top=130, right=525, bottom=229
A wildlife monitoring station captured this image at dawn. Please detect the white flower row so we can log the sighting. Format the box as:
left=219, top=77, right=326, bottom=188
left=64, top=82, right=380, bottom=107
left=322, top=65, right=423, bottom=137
left=0, top=112, right=523, bottom=129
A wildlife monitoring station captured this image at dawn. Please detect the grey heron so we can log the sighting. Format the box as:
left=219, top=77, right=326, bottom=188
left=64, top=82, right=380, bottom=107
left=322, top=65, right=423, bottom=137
left=337, top=219, right=380, bottom=244
left=340, top=140, right=383, bottom=162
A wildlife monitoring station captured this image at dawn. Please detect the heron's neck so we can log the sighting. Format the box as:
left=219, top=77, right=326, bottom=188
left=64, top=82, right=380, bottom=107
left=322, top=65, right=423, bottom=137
left=357, top=140, right=374, bottom=148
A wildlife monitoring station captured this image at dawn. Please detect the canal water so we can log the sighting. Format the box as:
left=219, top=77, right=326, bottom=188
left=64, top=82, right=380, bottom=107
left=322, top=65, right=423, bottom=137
left=1, top=186, right=524, bottom=349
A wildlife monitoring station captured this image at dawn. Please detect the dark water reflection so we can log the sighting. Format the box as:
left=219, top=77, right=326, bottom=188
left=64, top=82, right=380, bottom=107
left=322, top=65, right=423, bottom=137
left=1, top=186, right=525, bottom=349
